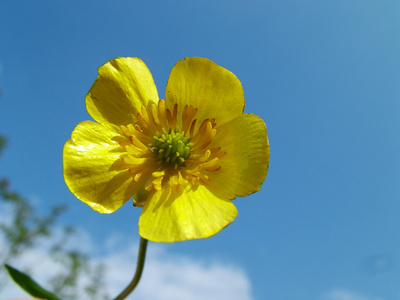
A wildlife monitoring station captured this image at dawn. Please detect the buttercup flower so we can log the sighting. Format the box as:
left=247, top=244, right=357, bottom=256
left=63, top=57, right=269, bottom=242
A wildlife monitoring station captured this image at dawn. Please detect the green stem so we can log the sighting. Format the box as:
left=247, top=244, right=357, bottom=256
left=113, top=237, right=148, bottom=300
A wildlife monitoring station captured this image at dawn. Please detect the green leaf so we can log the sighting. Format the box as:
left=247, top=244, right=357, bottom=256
left=4, top=264, right=61, bottom=300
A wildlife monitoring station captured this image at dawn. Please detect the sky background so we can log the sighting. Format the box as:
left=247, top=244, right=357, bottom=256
left=1, top=1, right=400, bottom=299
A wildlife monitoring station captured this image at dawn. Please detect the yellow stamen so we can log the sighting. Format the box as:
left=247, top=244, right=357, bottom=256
left=134, top=172, right=142, bottom=182
left=203, top=165, right=221, bottom=172
left=201, top=157, right=219, bottom=169
left=120, top=125, right=132, bottom=137
left=182, top=105, right=198, bottom=134
left=150, top=103, right=163, bottom=132
left=119, top=100, right=225, bottom=192
left=134, top=124, right=144, bottom=133
left=171, top=103, right=178, bottom=128
left=141, top=106, right=150, bottom=125
left=158, top=100, right=168, bottom=128
left=152, top=171, right=165, bottom=177
left=189, top=119, right=197, bottom=138
left=145, top=176, right=163, bottom=191
left=136, top=113, right=149, bottom=129
left=191, top=119, right=210, bottom=143
left=129, top=136, right=148, bottom=152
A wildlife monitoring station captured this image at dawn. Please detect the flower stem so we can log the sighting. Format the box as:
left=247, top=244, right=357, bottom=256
left=113, top=237, right=148, bottom=300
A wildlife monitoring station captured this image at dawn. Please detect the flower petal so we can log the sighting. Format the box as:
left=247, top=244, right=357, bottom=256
left=138, top=184, right=238, bottom=242
left=206, top=113, right=269, bottom=199
left=165, top=57, right=245, bottom=127
left=86, top=57, right=159, bottom=127
left=63, top=121, right=149, bottom=213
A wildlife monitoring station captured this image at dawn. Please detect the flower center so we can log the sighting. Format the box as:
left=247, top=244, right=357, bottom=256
left=119, top=100, right=226, bottom=196
left=152, top=128, right=192, bottom=168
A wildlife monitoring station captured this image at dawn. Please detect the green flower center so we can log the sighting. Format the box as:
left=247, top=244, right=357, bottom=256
left=151, top=129, right=192, bottom=168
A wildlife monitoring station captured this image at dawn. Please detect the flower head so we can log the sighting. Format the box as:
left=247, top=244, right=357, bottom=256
left=63, top=57, right=269, bottom=242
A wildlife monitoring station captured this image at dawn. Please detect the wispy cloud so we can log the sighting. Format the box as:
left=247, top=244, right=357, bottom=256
left=321, top=288, right=383, bottom=300
left=101, top=239, right=252, bottom=300
left=1, top=225, right=252, bottom=300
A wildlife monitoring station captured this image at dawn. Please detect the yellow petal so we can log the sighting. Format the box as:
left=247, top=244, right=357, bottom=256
left=86, top=57, right=159, bottom=128
left=165, top=57, right=245, bottom=128
left=63, top=121, right=150, bottom=213
left=138, top=184, right=238, bottom=242
left=206, top=113, right=269, bottom=199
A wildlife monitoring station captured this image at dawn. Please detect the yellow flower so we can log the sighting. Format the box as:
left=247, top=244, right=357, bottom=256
left=63, top=57, right=269, bottom=242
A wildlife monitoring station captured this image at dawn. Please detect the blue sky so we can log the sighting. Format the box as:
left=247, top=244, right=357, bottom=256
left=1, top=1, right=400, bottom=299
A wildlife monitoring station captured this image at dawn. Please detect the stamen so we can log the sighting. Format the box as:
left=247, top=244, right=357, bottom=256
left=129, top=136, right=148, bottom=152
left=172, top=103, right=178, bottom=128
left=191, top=122, right=216, bottom=151
left=145, top=176, right=163, bottom=191
left=120, top=100, right=224, bottom=191
left=145, top=170, right=166, bottom=191
left=134, top=172, right=142, bottom=182
left=191, top=119, right=210, bottom=143
left=120, top=125, right=132, bottom=137
left=169, top=174, right=179, bottom=187
left=119, top=143, right=139, bottom=155
left=198, top=150, right=211, bottom=162
left=127, top=124, right=136, bottom=133
left=134, top=128, right=153, bottom=145
left=166, top=108, right=173, bottom=128
left=134, top=125, right=143, bottom=133
left=203, top=165, right=221, bottom=172
left=182, top=105, right=198, bottom=134
left=122, top=155, right=137, bottom=165
left=152, top=171, right=165, bottom=178
left=187, top=164, right=202, bottom=173
left=136, top=113, right=149, bottom=129
left=158, top=149, right=165, bottom=159
left=165, top=145, right=172, bottom=157
left=158, top=100, right=168, bottom=128
left=209, top=146, right=221, bottom=153
left=209, top=118, right=217, bottom=127
left=141, top=106, right=150, bottom=125
left=200, top=174, right=210, bottom=182
left=150, top=103, right=162, bottom=131
left=178, top=171, right=188, bottom=185
left=201, top=157, right=219, bottom=169
left=189, top=119, right=197, bottom=137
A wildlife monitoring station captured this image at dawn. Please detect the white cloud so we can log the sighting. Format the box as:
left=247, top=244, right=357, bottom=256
left=321, top=288, right=383, bottom=300
left=0, top=226, right=252, bottom=300
left=110, top=245, right=251, bottom=300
